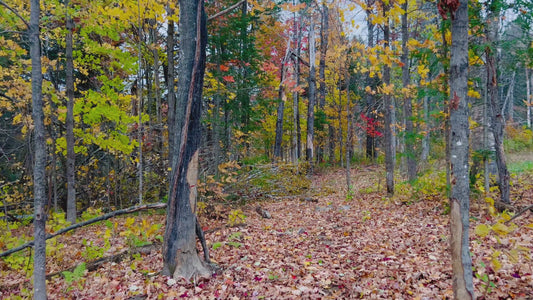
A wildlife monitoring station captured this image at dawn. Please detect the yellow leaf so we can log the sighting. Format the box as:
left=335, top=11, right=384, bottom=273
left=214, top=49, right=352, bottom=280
left=491, top=257, right=502, bottom=272
left=475, top=224, right=490, bottom=237
left=492, top=223, right=510, bottom=236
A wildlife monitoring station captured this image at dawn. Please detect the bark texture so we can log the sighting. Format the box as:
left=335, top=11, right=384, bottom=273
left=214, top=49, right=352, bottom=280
left=306, top=20, right=316, bottom=163
left=485, top=1, right=510, bottom=204
left=30, top=0, right=47, bottom=297
left=162, top=0, right=211, bottom=279
left=382, top=2, right=394, bottom=195
left=449, top=0, right=474, bottom=298
left=65, top=1, right=76, bottom=224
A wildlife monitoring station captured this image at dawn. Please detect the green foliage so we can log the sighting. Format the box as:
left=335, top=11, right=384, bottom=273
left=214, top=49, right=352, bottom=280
left=82, top=238, right=109, bottom=261
left=227, top=209, right=247, bottom=226
left=62, top=262, right=87, bottom=291
left=121, top=217, right=162, bottom=248
left=48, top=211, right=72, bottom=233
left=395, top=167, right=448, bottom=203
left=504, top=126, right=533, bottom=153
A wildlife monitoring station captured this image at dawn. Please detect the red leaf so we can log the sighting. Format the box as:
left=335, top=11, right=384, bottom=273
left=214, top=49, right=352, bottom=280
left=223, top=75, right=235, bottom=83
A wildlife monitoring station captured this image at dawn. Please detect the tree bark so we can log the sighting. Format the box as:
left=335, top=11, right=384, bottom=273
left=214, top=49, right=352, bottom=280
left=167, top=16, right=176, bottom=161
left=382, top=2, right=394, bottom=195
left=525, top=66, right=531, bottom=128
left=30, top=0, right=47, bottom=296
left=485, top=1, right=510, bottom=204
left=401, top=0, right=416, bottom=181
left=292, top=14, right=302, bottom=162
left=306, top=20, right=316, bottom=164
left=162, top=0, right=211, bottom=279
left=365, top=2, right=377, bottom=160
left=448, top=0, right=475, bottom=298
left=317, top=1, right=329, bottom=162
left=65, top=0, right=76, bottom=224
left=274, top=41, right=291, bottom=161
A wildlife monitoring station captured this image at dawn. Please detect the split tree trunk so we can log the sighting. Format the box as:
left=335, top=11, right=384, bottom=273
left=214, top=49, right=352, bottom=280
left=162, top=0, right=211, bottom=279
left=448, top=0, right=475, bottom=297
left=30, top=0, right=47, bottom=296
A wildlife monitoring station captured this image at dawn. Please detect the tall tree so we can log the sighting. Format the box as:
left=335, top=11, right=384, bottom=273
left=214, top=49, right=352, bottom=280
left=317, top=1, right=329, bottom=162
left=442, top=0, right=475, bottom=296
left=485, top=0, right=510, bottom=204
left=381, top=0, right=394, bottom=195
left=306, top=18, right=317, bottom=164
left=162, top=0, right=211, bottom=279
left=30, top=0, right=47, bottom=296
left=65, top=0, right=76, bottom=224
left=401, top=0, right=416, bottom=181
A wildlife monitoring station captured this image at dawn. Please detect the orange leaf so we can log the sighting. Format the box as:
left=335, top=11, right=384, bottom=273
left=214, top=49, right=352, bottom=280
left=223, top=75, right=235, bottom=83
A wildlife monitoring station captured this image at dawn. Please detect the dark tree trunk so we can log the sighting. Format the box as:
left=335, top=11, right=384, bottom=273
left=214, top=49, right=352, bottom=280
left=401, top=0, right=416, bottom=181
left=30, top=0, right=47, bottom=297
left=382, top=2, right=394, bottom=195
left=485, top=1, right=510, bottom=204
left=292, top=17, right=302, bottom=162
left=65, top=1, right=76, bottom=224
left=167, top=15, right=176, bottom=161
left=448, top=0, right=475, bottom=297
left=274, top=46, right=289, bottom=161
left=365, top=3, right=377, bottom=160
left=162, top=0, right=211, bottom=279
left=306, top=20, right=316, bottom=164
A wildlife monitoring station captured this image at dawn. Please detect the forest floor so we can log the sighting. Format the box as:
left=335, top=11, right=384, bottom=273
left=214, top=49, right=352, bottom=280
left=1, top=163, right=533, bottom=299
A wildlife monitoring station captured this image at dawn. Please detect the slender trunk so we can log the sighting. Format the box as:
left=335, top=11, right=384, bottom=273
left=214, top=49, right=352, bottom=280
left=485, top=2, right=510, bottom=204
left=365, top=5, right=376, bottom=160
left=292, top=24, right=302, bottom=162
left=274, top=41, right=291, bottom=161
left=401, top=0, right=416, bottom=181
left=503, top=71, right=515, bottom=122
left=382, top=2, right=394, bottom=195
left=448, top=0, right=475, bottom=297
left=306, top=20, right=316, bottom=164
left=441, top=19, right=451, bottom=197
left=65, top=1, right=76, bottom=224
left=345, top=69, right=351, bottom=191
left=317, top=2, right=329, bottom=162
left=338, top=78, right=343, bottom=168
left=30, top=0, right=47, bottom=296
left=152, top=26, right=162, bottom=126
left=421, top=93, right=430, bottom=162
left=163, top=0, right=210, bottom=279
left=137, top=2, right=144, bottom=205
left=526, top=67, right=531, bottom=128
left=167, top=15, right=176, bottom=162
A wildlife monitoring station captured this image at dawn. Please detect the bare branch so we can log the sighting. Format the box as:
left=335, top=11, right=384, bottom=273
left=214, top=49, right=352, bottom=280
left=207, top=0, right=245, bottom=22
left=0, top=1, right=29, bottom=28
left=0, top=202, right=167, bottom=258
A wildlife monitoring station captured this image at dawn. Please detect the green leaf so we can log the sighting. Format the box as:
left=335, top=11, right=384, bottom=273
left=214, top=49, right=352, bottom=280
left=212, top=242, right=222, bottom=250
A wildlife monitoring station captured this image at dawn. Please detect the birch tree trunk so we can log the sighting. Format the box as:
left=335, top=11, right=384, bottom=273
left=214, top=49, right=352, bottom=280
left=448, top=0, right=475, bottom=297
left=30, top=0, right=47, bottom=296
left=162, top=0, right=211, bottom=279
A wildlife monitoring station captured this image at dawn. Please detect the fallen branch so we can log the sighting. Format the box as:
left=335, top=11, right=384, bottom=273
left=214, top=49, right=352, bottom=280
left=207, top=0, right=245, bottom=22
left=505, top=204, right=533, bottom=224
left=0, top=202, right=167, bottom=258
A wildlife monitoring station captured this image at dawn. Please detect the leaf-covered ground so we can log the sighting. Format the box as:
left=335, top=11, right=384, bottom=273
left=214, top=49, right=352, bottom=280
left=1, top=166, right=532, bottom=299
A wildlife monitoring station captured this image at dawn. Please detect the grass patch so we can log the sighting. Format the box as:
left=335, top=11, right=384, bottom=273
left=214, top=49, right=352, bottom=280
left=508, top=160, right=533, bottom=174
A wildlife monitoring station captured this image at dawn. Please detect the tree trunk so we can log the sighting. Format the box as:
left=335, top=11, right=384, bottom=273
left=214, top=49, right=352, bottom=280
left=317, top=2, right=329, bottom=162
left=292, top=18, right=302, bottom=163
left=162, top=0, right=211, bottom=279
left=526, top=66, right=531, bottom=128
left=485, top=2, right=510, bottom=204
left=136, top=10, right=144, bottom=205
left=306, top=20, right=316, bottom=164
left=401, top=0, right=416, bottom=181
left=365, top=4, right=377, bottom=160
left=382, top=2, right=394, bottom=195
left=448, top=0, right=475, bottom=297
left=167, top=13, right=176, bottom=162
left=274, top=41, right=291, bottom=161
left=30, top=0, right=47, bottom=296
left=421, top=94, right=430, bottom=162
left=65, top=1, right=76, bottom=224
